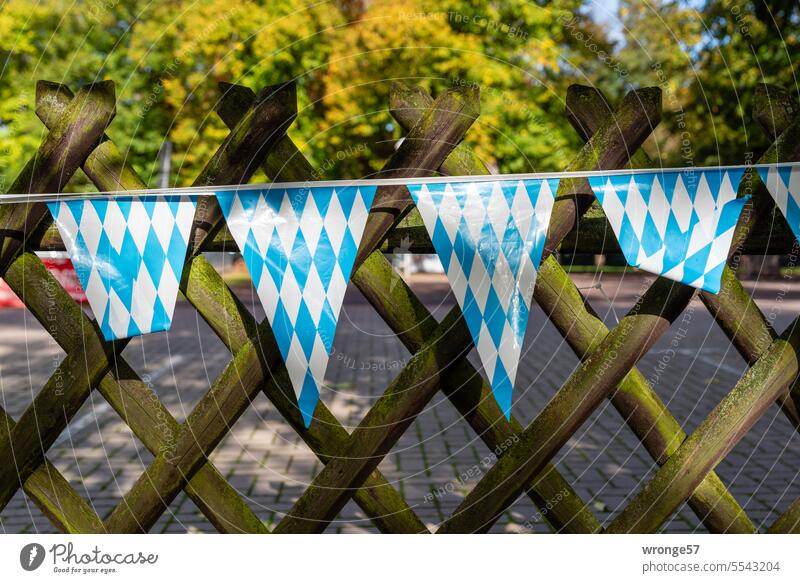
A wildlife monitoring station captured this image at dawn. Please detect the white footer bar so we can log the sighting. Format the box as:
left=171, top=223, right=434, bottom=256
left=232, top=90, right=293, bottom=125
left=1, top=533, right=796, bottom=582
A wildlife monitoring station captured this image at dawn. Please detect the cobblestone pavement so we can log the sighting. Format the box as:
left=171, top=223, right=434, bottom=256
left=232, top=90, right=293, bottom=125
left=1, top=271, right=799, bottom=533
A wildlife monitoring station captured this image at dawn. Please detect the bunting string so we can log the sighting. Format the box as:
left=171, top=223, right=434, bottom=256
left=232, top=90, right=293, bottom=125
left=4, top=162, right=796, bottom=204
left=12, top=162, right=799, bottom=424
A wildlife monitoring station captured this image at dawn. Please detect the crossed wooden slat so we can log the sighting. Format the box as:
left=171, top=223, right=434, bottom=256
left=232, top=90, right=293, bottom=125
left=160, top=81, right=731, bottom=536
left=0, top=80, right=297, bottom=533
left=271, top=84, right=669, bottom=532
left=385, top=84, right=760, bottom=534
left=1, top=75, right=798, bottom=534
left=7, top=79, right=460, bottom=533
left=273, top=82, right=799, bottom=533
left=215, top=82, right=621, bottom=534
left=2, top=78, right=557, bottom=533
left=433, top=93, right=800, bottom=533
left=105, top=79, right=617, bottom=534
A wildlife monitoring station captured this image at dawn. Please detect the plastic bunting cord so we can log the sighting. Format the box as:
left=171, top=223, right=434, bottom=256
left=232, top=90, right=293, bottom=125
left=2, top=162, right=797, bottom=424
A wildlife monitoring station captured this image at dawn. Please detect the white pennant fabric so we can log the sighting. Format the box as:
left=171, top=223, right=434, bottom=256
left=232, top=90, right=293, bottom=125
left=406, top=179, right=558, bottom=418
left=587, top=169, right=748, bottom=293
left=47, top=196, right=197, bottom=340
left=216, top=186, right=376, bottom=427
left=758, top=165, right=800, bottom=242
left=33, top=163, right=799, bottom=423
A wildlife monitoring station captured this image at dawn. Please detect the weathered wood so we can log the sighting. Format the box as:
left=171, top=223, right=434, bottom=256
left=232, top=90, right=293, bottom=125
left=535, top=257, right=754, bottom=533
left=0, top=77, right=305, bottom=532
left=559, top=87, right=798, bottom=531
left=213, top=80, right=572, bottom=534
left=753, top=83, right=799, bottom=140
left=217, top=82, right=317, bottom=182
left=22, top=81, right=274, bottom=534
left=99, top=358, right=270, bottom=533
left=371, top=87, right=661, bottom=261
left=274, top=308, right=475, bottom=533
left=104, top=318, right=279, bottom=532
left=544, top=87, right=661, bottom=260
left=608, top=317, right=800, bottom=533
left=275, top=84, right=665, bottom=534
left=2, top=254, right=265, bottom=533
left=727, top=124, right=800, bottom=257
left=104, top=304, right=417, bottom=533
left=188, top=83, right=435, bottom=534
left=769, top=496, right=800, bottom=533
left=0, top=90, right=129, bottom=507
left=437, top=117, right=779, bottom=531
left=214, top=86, right=597, bottom=531
left=0, top=274, right=111, bottom=510
left=604, top=107, right=800, bottom=533
left=353, top=250, right=601, bottom=533
left=569, top=82, right=800, bottom=436
left=0, top=406, right=105, bottom=533
left=34, top=81, right=144, bottom=192
left=188, top=82, right=298, bottom=255
left=567, top=86, right=800, bottom=533
left=4, top=72, right=799, bottom=537
left=437, top=278, right=696, bottom=533
left=354, top=85, right=601, bottom=533
left=389, top=84, right=749, bottom=533
left=354, top=85, right=480, bottom=270
left=97, top=81, right=387, bottom=531
left=102, top=80, right=445, bottom=534
left=659, top=96, right=800, bottom=429
left=1, top=81, right=115, bottom=273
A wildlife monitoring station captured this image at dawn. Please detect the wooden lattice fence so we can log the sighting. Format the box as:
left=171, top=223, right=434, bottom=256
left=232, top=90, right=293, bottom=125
left=0, top=77, right=799, bottom=533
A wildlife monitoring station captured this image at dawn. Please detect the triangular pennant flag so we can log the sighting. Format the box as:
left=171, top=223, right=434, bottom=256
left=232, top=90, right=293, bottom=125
left=217, top=186, right=377, bottom=427
left=758, top=164, right=800, bottom=241
left=407, top=179, right=558, bottom=419
left=47, top=196, right=197, bottom=340
left=588, top=169, right=748, bottom=293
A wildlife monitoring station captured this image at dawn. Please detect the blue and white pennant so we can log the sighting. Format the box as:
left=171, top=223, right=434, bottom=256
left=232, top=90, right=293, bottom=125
left=39, top=163, right=778, bottom=426
left=47, top=196, right=197, bottom=340
left=758, top=165, right=800, bottom=242
left=217, top=186, right=376, bottom=427
left=407, top=179, right=558, bottom=418
left=588, top=169, right=749, bottom=293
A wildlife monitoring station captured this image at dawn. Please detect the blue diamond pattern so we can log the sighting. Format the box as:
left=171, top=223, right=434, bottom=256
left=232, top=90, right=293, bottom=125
left=588, top=169, right=749, bottom=293
left=217, top=186, right=376, bottom=427
left=759, top=165, right=800, bottom=244
left=47, top=196, right=197, bottom=340
left=407, top=179, right=558, bottom=419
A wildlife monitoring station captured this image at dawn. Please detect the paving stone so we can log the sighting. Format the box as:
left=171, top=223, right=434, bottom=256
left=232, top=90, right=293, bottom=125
left=1, top=273, right=799, bottom=532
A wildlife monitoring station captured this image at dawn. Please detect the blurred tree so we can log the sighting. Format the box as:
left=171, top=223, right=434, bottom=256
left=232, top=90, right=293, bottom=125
left=615, top=0, right=799, bottom=166
left=318, top=0, right=597, bottom=176
left=0, top=1, right=142, bottom=189
left=1, top=0, right=609, bottom=187
left=124, top=0, right=344, bottom=184
left=5, top=0, right=793, bottom=187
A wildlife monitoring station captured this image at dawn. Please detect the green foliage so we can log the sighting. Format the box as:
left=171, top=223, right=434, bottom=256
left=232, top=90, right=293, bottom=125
left=317, top=0, right=593, bottom=175
left=1, top=0, right=797, bottom=190
left=1, top=0, right=601, bottom=186
left=615, top=0, right=799, bottom=165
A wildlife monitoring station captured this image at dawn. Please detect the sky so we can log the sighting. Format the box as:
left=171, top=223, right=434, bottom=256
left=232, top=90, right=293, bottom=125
left=588, top=0, right=625, bottom=43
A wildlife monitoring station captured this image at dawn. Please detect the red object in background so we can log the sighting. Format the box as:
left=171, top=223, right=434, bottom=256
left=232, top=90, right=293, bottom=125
left=0, top=254, right=87, bottom=308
